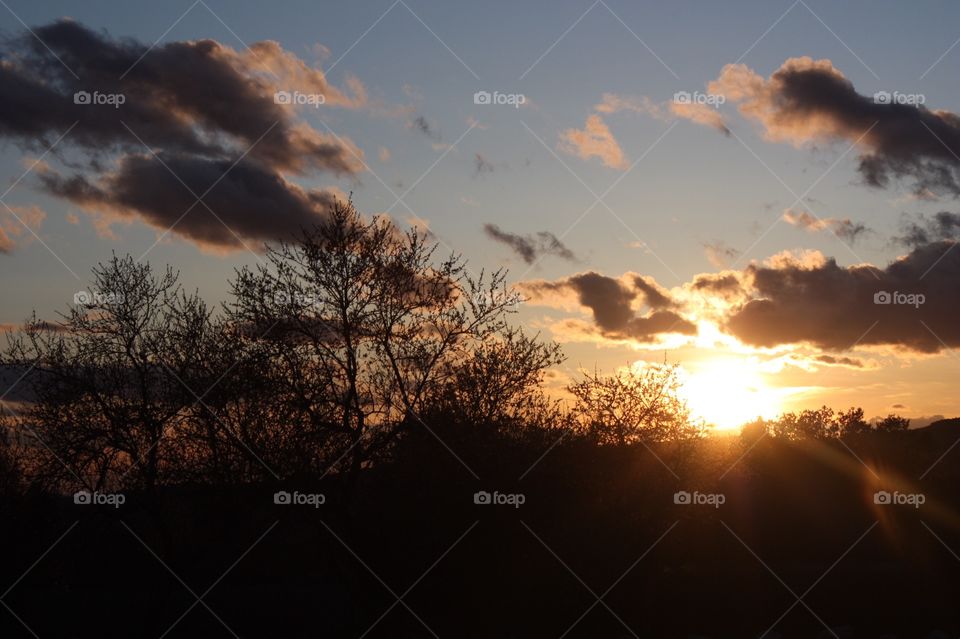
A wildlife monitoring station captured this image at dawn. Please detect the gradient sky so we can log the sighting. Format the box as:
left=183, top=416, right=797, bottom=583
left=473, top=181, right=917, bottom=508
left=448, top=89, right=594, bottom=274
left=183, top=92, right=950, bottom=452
left=2, top=0, right=960, bottom=427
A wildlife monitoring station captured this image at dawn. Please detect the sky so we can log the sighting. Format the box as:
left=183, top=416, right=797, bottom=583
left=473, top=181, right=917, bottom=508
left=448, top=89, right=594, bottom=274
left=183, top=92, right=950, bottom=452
left=2, top=0, right=959, bottom=428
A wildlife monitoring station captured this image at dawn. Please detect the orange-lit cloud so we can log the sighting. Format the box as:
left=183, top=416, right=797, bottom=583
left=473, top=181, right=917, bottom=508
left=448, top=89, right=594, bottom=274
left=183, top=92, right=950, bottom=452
left=594, top=93, right=729, bottom=134
left=520, top=271, right=695, bottom=343
left=782, top=208, right=869, bottom=243
left=525, top=239, right=960, bottom=355
left=0, top=205, right=45, bottom=254
left=0, top=20, right=371, bottom=253
left=709, top=56, right=960, bottom=196
left=559, top=115, right=628, bottom=170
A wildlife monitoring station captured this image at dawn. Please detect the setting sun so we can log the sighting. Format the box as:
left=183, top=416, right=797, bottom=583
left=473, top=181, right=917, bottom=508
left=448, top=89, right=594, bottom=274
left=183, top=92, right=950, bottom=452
left=679, top=358, right=786, bottom=430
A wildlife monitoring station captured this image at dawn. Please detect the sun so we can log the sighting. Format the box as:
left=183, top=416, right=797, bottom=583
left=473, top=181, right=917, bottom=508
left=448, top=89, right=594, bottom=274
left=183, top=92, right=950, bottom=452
left=679, top=358, right=786, bottom=430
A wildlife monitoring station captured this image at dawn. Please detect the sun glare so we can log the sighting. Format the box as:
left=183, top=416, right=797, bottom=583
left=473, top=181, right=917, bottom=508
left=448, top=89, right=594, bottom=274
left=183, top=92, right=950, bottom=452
left=679, top=358, right=786, bottom=430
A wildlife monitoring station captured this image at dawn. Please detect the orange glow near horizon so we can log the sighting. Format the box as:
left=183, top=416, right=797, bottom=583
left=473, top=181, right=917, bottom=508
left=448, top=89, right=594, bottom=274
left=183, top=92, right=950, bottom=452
left=678, top=358, right=789, bottom=430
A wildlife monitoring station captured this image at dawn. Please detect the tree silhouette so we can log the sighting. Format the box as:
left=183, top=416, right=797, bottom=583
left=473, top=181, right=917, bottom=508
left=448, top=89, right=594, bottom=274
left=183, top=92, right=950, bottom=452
left=226, top=199, right=529, bottom=482
left=567, top=361, right=705, bottom=445
left=2, top=255, right=209, bottom=494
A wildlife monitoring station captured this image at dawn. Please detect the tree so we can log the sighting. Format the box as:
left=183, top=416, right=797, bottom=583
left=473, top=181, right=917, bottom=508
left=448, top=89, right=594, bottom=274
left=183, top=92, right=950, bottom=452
left=423, top=325, right=565, bottom=430
left=567, top=361, right=705, bottom=445
left=1, top=255, right=209, bottom=494
left=227, top=199, right=527, bottom=480
left=875, top=414, right=910, bottom=432
left=834, top=407, right=871, bottom=437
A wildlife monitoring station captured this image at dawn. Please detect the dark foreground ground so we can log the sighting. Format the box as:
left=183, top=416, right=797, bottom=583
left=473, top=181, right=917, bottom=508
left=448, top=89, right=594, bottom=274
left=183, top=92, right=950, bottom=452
left=2, top=422, right=959, bottom=638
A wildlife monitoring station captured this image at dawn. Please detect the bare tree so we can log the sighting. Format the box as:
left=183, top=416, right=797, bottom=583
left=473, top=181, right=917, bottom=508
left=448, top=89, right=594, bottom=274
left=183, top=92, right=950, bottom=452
left=1, top=255, right=208, bottom=494
left=567, top=361, right=705, bottom=445
left=227, top=199, right=523, bottom=480
left=424, top=325, right=565, bottom=430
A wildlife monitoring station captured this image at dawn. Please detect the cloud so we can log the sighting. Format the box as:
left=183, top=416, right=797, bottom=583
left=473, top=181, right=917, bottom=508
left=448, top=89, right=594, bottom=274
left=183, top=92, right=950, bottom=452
left=723, top=241, right=960, bottom=353
left=559, top=114, right=628, bottom=170
left=0, top=20, right=365, bottom=175
left=519, top=271, right=696, bottom=343
left=473, top=153, right=495, bottom=177
left=703, top=241, right=740, bottom=268
left=409, top=115, right=440, bottom=140
left=668, top=101, right=729, bottom=135
left=483, top=224, right=577, bottom=264
left=594, top=93, right=657, bottom=115
left=782, top=208, right=869, bottom=243
left=594, top=92, right=729, bottom=135
left=813, top=354, right=869, bottom=369
left=709, top=56, right=960, bottom=196
left=0, top=205, right=46, bottom=254
left=896, top=211, right=960, bottom=246
left=529, top=239, right=960, bottom=354
left=0, top=20, right=372, bottom=252
left=378, top=146, right=391, bottom=162
left=40, top=153, right=342, bottom=252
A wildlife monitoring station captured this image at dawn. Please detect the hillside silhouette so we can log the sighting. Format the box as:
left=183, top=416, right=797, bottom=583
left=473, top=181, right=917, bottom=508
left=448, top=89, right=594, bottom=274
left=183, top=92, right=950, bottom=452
left=1, top=202, right=958, bottom=638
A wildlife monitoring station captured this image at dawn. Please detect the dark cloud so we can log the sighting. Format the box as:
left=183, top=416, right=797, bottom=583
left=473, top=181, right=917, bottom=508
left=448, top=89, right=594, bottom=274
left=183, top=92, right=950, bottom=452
left=525, top=238, right=960, bottom=353
left=725, top=241, right=960, bottom=353
left=631, top=275, right=676, bottom=310
left=483, top=224, right=577, bottom=264
left=691, top=273, right=742, bottom=298
left=0, top=20, right=366, bottom=251
left=896, top=211, right=960, bottom=247
left=409, top=115, right=439, bottom=140
left=711, top=56, right=960, bottom=197
left=0, top=20, right=363, bottom=175
left=473, top=153, right=495, bottom=177
left=520, top=271, right=696, bottom=342
left=814, top=355, right=865, bottom=369
left=40, top=153, right=340, bottom=251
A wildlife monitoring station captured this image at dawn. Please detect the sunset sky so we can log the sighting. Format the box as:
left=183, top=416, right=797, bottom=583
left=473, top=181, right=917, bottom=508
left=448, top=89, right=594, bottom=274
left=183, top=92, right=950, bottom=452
left=2, top=0, right=959, bottom=428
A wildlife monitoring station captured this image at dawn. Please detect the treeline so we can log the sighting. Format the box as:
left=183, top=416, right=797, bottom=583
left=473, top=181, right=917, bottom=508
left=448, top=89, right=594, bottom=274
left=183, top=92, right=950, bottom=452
left=1, top=202, right=955, bottom=638
left=0, top=200, right=912, bottom=500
